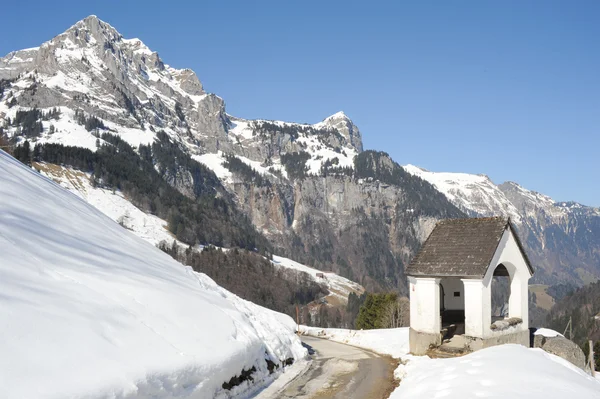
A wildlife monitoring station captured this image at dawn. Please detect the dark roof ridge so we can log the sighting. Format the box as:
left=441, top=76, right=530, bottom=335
left=437, top=216, right=508, bottom=223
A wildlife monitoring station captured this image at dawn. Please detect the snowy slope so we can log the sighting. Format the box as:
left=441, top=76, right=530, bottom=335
left=35, top=162, right=364, bottom=307
left=403, top=164, right=523, bottom=223
left=403, top=164, right=600, bottom=224
left=35, top=162, right=175, bottom=246
left=271, top=255, right=364, bottom=305
left=0, top=150, right=306, bottom=399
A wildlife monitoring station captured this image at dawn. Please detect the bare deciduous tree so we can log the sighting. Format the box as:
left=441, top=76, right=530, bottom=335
left=380, top=296, right=410, bottom=328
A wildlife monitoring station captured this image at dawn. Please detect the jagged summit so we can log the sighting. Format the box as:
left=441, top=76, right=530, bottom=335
left=78, top=14, right=100, bottom=23
left=0, top=15, right=363, bottom=171
left=324, top=111, right=348, bottom=120
left=57, top=15, right=123, bottom=51
left=70, top=14, right=113, bottom=31
left=315, top=110, right=363, bottom=152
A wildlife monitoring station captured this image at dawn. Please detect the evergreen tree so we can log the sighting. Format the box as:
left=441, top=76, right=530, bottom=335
left=13, top=141, right=31, bottom=165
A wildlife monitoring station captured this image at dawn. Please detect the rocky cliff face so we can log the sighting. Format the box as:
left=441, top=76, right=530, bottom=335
left=2, top=15, right=597, bottom=292
left=220, top=149, right=466, bottom=291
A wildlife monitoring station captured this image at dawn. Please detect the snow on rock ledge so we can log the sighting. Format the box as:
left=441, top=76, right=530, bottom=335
left=0, top=150, right=306, bottom=398
left=534, top=328, right=564, bottom=338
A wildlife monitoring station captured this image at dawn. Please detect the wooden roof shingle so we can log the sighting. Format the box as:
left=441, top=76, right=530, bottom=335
left=406, top=217, right=533, bottom=278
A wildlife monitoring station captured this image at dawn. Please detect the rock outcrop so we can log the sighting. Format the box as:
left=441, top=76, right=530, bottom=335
left=534, top=333, right=587, bottom=370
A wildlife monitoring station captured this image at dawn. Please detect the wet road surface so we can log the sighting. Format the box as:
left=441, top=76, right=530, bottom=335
left=258, top=335, right=396, bottom=399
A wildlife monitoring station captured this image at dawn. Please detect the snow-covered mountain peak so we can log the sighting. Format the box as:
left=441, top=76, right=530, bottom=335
left=314, top=110, right=363, bottom=152
left=0, top=15, right=203, bottom=96
left=0, top=15, right=360, bottom=165
left=0, top=15, right=215, bottom=152
left=324, top=111, right=348, bottom=121
left=66, top=15, right=122, bottom=43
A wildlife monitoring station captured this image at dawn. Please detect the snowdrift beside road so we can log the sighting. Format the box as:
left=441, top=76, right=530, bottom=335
left=0, top=150, right=306, bottom=399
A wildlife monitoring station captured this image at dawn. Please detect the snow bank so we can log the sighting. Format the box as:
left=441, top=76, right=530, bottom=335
left=299, top=326, right=409, bottom=359
left=391, top=345, right=600, bottom=399
left=0, top=150, right=306, bottom=399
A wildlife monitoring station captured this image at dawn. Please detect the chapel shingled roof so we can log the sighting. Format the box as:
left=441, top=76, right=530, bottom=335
left=406, top=217, right=533, bottom=278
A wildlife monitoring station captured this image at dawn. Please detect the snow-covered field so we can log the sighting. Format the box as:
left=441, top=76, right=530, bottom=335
left=0, top=150, right=306, bottom=399
left=300, top=326, right=600, bottom=399
left=272, top=256, right=364, bottom=305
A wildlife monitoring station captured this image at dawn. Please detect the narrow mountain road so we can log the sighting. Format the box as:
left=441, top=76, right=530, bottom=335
left=257, top=336, right=397, bottom=399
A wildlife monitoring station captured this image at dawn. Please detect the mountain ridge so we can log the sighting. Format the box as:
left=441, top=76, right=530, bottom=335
left=2, top=15, right=598, bottom=291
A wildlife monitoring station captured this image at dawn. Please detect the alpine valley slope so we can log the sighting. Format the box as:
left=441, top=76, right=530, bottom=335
left=0, top=149, right=306, bottom=398
left=0, top=15, right=465, bottom=293
left=404, top=165, right=600, bottom=285
left=34, top=161, right=364, bottom=317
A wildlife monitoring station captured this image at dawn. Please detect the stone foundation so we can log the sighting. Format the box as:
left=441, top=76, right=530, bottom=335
left=409, top=327, right=441, bottom=355
left=464, top=329, right=530, bottom=351
left=410, top=328, right=530, bottom=355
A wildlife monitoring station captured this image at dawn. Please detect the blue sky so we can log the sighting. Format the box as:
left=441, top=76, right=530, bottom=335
left=1, top=1, right=599, bottom=205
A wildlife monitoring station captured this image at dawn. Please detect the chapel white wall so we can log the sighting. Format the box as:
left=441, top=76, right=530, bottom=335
left=440, top=278, right=465, bottom=310
left=482, top=228, right=532, bottom=336
left=409, top=277, right=440, bottom=334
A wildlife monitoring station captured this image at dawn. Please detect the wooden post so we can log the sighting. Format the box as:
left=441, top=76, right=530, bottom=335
left=570, top=317, right=572, bottom=341
left=590, top=340, right=595, bottom=377
left=564, top=316, right=572, bottom=340
left=296, top=305, right=300, bottom=334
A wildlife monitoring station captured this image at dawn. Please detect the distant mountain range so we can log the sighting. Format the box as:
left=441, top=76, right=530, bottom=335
left=1, top=14, right=598, bottom=297
left=404, top=165, right=600, bottom=285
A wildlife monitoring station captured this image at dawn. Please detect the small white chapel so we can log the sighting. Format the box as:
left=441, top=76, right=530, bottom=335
left=406, top=217, right=534, bottom=355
